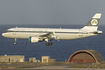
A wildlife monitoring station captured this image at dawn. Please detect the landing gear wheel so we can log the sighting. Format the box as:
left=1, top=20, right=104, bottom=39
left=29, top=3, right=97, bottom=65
left=14, top=42, right=17, bottom=44
left=46, top=42, right=49, bottom=46
left=49, top=42, right=53, bottom=45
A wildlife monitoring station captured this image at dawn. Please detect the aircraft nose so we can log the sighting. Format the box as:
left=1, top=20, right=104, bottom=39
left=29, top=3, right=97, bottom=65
left=2, top=33, right=7, bottom=37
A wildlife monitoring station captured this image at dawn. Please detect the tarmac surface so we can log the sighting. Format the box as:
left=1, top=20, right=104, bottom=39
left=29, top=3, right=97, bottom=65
left=1, top=66, right=105, bottom=70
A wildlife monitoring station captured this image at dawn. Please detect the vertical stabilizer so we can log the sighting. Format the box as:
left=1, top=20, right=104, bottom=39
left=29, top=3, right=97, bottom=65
left=82, top=13, right=101, bottom=31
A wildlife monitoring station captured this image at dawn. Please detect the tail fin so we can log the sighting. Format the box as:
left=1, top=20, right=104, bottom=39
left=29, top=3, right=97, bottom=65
left=82, top=13, right=101, bottom=31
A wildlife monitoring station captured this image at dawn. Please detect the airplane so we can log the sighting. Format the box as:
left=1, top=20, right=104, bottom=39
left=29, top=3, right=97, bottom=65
left=2, top=13, right=103, bottom=46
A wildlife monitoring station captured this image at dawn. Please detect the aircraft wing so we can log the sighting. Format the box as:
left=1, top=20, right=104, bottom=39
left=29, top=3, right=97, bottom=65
left=39, top=32, right=53, bottom=37
left=31, top=32, right=57, bottom=40
left=39, top=32, right=57, bottom=40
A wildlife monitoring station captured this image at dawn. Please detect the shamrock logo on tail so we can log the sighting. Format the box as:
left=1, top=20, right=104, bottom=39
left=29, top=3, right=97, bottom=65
left=91, top=19, right=98, bottom=25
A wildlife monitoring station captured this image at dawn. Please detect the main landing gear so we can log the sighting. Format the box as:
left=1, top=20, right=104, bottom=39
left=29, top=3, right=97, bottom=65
left=46, top=42, right=53, bottom=46
left=45, top=39, right=53, bottom=46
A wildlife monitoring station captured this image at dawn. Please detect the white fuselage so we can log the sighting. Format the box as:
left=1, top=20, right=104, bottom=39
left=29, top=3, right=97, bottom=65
left=2, top=27, right=99, bottom=40
left=1, top=13, right=103, bottom=45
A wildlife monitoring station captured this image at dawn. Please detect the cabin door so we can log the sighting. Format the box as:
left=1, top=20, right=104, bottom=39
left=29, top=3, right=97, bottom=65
left=79, top=30, right=83, bottom=36
left=13, top=29, right=16, bottom=35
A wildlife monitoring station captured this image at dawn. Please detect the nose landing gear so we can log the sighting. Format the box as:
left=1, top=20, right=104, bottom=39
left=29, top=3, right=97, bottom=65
left=14, top=38, right=17, bottom=44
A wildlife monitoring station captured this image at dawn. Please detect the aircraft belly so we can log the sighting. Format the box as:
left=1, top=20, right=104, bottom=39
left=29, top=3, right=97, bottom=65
left=57, top=34, right=80, bottom=40
left=56, top=34, right=94, bottom=40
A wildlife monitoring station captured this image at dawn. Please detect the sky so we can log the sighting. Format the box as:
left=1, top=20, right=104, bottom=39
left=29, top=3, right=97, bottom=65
left=0, top=0, right=105, bottom=25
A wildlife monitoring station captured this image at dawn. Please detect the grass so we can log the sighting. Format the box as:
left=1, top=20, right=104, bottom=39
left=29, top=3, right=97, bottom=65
left=0, top=66, right=9, bottom=69
left=73, top=65, right=87, bottom=68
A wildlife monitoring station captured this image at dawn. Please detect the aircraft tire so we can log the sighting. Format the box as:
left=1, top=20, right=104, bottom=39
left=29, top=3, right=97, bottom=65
left=49, top=42, right=53, bottom=45
left=46, top=43, right=49, bottom=46
left=14, top=43, right=17, bottom=44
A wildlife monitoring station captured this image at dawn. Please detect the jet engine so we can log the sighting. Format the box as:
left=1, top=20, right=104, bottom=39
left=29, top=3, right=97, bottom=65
left=29, top=37, right=43, bottom=43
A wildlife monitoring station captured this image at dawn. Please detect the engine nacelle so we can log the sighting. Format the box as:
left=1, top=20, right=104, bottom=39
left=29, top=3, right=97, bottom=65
left=29, top=37, right=43, bottom=43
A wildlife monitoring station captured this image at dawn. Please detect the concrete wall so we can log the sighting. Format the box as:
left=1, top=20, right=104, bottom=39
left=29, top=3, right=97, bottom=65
left=48, top=59, right=56, bottom=63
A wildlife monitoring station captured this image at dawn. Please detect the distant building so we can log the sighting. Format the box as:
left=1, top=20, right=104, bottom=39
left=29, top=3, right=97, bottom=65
left=37, top=60, right=40, bottom=62
left=42, top=56, right=50, bottom=63
left=29, top=57, right=40, bottom=62
left=42, top=56, right=56, bottom=63
left=29, top=57, right=37, bottom=62
left=0, top=54, right=24, bottom=62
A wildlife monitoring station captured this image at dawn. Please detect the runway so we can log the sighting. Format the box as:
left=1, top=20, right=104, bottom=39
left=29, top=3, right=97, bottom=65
left=1, top=66, right=105, bottom=70
left=26, top=66, right=105, bottom=70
